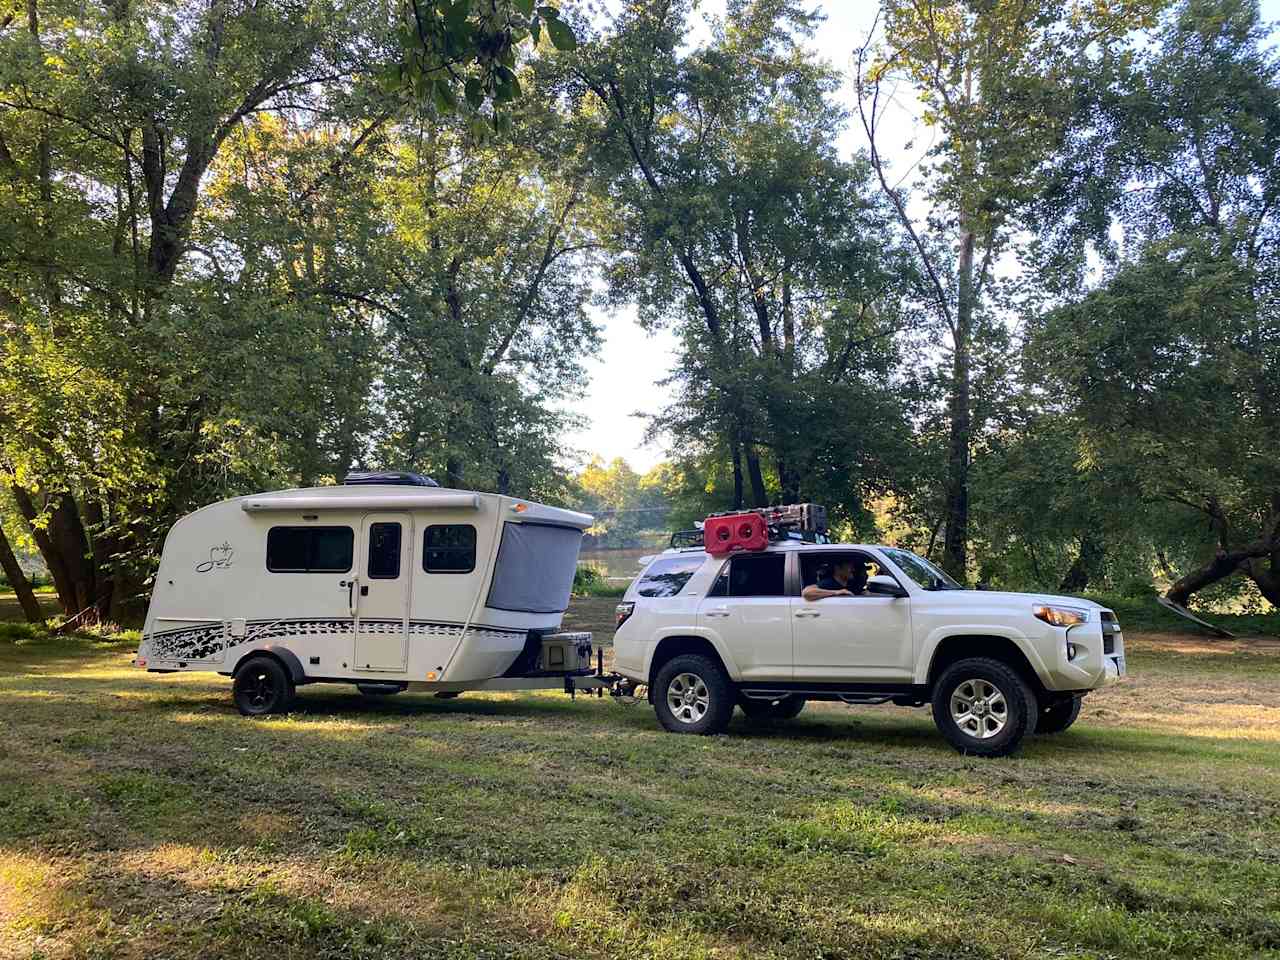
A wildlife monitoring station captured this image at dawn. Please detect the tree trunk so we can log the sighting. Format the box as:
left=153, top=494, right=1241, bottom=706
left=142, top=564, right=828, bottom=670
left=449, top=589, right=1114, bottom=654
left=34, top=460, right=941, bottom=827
left=11, top=486, right=75, bottom=616
left=730, top=438, right=744, bottom=510
left=445, top=456, right=463, bottom=490
left=47, top=494, right=96, bottom=618
left=1247, top=563, right=1280, bottom=607
left=745, top=446, right=767, bottom=507
left=1059, top=535, right=1104, bottom=593
left=1166, top=550, right=1244, bottom=607
left=0, top=524, right=44, bottom=623
left=942, top=227, right=975, bottom=582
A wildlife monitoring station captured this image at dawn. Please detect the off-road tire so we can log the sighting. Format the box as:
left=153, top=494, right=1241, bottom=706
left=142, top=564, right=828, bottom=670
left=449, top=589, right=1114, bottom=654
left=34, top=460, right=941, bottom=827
left=1037, top=696, right=1082, bottom=735
left=738, top=694, right=806, bottom=721
left=653, top=654, right=734, bottom=735
left=233, top=656, right=294, bottom=717
left=931, top=658, right=1037, bottom=757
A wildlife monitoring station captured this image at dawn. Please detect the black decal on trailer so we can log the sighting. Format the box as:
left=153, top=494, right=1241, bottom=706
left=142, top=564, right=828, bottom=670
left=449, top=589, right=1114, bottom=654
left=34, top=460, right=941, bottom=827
left=141, top=618, right=527, bottom=664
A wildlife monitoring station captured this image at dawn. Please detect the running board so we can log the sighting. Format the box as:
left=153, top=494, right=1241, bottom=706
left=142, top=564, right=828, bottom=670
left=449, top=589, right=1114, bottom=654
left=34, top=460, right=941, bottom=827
left=740, top=682, right=923, bottom=700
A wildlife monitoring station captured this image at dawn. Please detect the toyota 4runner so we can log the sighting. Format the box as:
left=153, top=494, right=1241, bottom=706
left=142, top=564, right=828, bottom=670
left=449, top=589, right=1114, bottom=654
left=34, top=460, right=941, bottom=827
left=613, top=542, right=1126, bottom=756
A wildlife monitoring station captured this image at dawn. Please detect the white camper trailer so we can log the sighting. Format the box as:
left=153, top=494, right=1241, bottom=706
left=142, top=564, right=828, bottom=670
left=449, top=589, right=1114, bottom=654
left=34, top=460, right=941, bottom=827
left=133, top=472, right=605, bottom=715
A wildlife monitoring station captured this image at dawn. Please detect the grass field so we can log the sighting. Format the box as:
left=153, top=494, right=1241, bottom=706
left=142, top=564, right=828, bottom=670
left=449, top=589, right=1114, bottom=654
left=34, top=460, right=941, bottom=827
left=2, top=595, right=1279, bottom=959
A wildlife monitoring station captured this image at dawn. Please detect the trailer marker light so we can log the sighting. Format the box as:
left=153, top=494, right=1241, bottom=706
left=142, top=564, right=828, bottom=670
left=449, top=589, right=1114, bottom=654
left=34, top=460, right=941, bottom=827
left=511, top=502, right=528, bottom=513
left=427, top=671, right=438, bottom=680
left=136, top=657, right=147, bottom=669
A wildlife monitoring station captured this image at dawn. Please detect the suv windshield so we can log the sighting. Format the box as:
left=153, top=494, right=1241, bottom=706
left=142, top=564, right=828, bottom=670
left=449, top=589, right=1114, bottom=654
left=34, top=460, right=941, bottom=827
left=882, top=548, right=964, bottom=591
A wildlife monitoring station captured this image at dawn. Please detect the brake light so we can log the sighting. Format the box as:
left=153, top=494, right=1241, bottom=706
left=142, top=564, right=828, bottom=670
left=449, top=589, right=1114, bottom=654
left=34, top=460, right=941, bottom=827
left=615, top=602, right=635, bottom=628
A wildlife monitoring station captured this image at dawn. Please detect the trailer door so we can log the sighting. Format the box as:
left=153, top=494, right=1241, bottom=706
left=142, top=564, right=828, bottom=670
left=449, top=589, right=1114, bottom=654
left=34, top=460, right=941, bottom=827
left=354, top=513, right=412, bottom=672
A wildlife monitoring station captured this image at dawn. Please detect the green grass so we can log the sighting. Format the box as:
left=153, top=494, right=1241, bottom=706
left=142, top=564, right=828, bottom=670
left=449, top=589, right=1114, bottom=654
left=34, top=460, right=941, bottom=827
left=2, top=611, right=1279, bottom=958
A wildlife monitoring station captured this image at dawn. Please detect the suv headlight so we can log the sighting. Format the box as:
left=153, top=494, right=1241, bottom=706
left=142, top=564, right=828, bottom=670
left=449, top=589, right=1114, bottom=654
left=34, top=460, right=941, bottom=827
left=1033, top=604, right=1089, bottom=627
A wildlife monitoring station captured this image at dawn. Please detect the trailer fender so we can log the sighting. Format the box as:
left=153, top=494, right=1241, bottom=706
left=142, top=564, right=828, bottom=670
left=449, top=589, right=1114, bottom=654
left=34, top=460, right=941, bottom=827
left=233, top=644, right=308, bottom=685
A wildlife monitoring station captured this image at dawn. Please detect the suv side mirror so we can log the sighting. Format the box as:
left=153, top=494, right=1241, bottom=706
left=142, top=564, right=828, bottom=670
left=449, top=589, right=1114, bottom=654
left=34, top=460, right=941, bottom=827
left=866, top=575, right=907, bottom=598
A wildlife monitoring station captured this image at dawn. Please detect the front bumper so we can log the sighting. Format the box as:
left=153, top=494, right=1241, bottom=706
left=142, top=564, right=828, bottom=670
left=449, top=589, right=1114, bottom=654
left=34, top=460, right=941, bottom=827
left=1040, top=614, right=1126, bottom=691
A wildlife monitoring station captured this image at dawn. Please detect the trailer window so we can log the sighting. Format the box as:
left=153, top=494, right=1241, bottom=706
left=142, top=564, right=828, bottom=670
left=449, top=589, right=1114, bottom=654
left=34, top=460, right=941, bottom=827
left=486, top=522, right=582, bottom=614
left=424, top=524, right=476, bottom=573
left=367, top=522, right=402, bottom=579
left=636, top=555, right=704, bottom=597
left=266, top=526, right=353, bottom=573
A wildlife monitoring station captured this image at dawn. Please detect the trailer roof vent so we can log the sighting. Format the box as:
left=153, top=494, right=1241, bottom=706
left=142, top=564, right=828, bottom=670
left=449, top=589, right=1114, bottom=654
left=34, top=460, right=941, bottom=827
left=342, top=471, right=439, bottom=487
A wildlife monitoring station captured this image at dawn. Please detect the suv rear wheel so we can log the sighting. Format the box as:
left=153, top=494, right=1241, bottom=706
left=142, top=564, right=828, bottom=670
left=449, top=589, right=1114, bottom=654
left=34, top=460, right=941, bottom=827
left=653, top=654, right=734, bottom=735
left=738, top=694, right=806, bottom=721
left=931, top=658, right=1037, bottom=757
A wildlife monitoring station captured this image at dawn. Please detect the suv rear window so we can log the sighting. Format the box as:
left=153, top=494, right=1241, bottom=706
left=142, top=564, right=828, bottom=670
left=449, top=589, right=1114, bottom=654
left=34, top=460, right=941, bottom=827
left=709, top=553, right=786, bottom=597
left=636, top=555, right=705, bottom=597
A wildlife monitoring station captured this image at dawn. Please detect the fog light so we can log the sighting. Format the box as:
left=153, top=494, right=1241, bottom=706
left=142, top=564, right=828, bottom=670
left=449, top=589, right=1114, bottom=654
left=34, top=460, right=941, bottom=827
left=1066, top=642, right=1078, bottom=661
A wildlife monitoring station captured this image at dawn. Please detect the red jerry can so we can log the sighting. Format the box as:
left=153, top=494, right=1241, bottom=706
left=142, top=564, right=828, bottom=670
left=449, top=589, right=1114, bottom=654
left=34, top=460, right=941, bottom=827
left=703, top=512, right=769, bottom=555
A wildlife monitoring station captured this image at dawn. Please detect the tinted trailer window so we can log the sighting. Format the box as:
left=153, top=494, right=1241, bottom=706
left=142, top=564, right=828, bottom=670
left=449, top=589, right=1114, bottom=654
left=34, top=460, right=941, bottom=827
left=486, top=522, right=583, bottom=614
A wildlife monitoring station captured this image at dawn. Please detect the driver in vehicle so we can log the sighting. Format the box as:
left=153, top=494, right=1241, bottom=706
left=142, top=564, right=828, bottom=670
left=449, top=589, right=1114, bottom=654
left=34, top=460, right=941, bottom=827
left=802, top=557, right=868, bottom=601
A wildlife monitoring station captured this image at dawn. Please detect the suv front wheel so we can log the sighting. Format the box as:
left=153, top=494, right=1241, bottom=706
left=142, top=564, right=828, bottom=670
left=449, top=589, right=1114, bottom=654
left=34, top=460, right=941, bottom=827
left=653, top=654, right=735, bottom=735
left=931, top=658, right=1037, bottom=757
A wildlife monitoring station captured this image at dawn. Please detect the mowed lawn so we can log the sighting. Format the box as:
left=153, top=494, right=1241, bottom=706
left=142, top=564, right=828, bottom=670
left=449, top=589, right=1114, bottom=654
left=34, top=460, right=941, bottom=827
left=2, top=596, right=1279, bottom=959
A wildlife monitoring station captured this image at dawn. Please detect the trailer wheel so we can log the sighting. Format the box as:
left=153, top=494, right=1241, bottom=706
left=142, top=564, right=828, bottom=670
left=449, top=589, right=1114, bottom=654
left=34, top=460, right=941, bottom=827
left=931, top=658, right=1036, bottom=757
left=738, top=694, right=806, bottom=721
left=233, top=656, right=294, bottom=716
left=653, top=654, right=734, bottom=735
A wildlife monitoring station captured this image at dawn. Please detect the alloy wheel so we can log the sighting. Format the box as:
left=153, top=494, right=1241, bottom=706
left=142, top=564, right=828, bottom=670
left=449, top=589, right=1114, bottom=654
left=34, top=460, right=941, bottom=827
left=666, top=672, right=710, bottom=725
left=950, top=678, right=1008, bottom=740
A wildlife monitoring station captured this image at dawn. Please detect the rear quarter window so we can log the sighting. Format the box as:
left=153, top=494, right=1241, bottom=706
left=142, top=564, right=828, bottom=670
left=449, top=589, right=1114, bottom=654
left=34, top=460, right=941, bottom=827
left=636, top=555, right=706, bottom=598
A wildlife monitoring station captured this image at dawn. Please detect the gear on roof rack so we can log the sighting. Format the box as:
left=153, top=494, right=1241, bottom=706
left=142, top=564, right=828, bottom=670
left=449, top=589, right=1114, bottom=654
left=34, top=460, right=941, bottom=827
left=671, top=503, right=829, bottom=554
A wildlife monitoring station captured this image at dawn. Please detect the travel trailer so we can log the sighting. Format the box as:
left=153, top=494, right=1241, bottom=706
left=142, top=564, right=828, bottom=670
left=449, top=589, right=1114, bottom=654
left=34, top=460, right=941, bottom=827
left=133, top=473, right=606, bottom=714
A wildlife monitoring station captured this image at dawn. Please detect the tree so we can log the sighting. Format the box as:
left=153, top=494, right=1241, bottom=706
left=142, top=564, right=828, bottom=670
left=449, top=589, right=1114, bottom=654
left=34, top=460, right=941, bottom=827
left=855, top=0, right=1162, bottom=579
left=569, top=0, right=913, bottom=524
left=1028, top=0, right=1280, bottom=608
left=0, top=0, right=390, bottom=621
left=365, top=113, right=601, bottom=497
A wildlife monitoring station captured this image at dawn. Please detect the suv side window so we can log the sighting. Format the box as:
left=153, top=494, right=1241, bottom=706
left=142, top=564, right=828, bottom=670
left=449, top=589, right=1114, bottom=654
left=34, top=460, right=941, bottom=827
left=798, top=551, right=881, bottom=590
left=708, top=553, right=786, bottom=597
left=636, top=555, right=705, bottom=597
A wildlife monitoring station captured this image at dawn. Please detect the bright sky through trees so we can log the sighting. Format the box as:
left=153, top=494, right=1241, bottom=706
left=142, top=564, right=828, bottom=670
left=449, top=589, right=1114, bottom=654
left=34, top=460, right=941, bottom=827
left=562, top=0, right=1280, bottom=472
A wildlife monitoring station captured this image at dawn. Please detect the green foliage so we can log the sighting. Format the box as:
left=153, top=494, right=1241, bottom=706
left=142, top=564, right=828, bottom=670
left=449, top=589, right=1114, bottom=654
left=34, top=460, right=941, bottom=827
left=569, top=0, right=917, bottom=527
left=390, top=0, right=577, bottom=132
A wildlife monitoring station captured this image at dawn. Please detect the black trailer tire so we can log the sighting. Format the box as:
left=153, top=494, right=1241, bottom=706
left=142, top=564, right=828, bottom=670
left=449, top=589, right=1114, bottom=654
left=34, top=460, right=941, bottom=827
left=1037, top=696, right=1083, bottom=734
left=653, top=654, right=734, bottom=735
left=738, top=694, right=806, bottom=721
left=931, top=658, right=1037, bottom=757
left=233, top=656, right=294, bottom=716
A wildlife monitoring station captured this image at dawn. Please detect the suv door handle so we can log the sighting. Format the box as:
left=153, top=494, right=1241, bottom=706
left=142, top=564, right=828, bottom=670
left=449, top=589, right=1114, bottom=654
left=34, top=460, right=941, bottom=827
left=794, top=610, right=820, bottom=618
left=704, top=608, right=730, bottom=618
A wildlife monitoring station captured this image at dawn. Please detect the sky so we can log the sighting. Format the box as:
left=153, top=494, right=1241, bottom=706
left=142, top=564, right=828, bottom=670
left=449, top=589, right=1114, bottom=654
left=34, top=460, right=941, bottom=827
left=560, top=0, right=1280, bottom=474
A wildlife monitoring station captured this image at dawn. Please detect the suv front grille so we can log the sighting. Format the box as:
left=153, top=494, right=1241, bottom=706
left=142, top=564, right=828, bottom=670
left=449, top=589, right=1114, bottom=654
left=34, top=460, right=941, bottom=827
left=1100, top=611, right=1121, bottom=654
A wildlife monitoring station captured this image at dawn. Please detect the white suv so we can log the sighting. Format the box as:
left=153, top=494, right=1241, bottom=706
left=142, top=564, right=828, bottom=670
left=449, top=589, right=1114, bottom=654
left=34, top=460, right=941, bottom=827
left=613, top=542, right=1126, bottom=756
